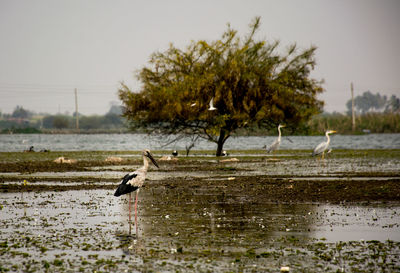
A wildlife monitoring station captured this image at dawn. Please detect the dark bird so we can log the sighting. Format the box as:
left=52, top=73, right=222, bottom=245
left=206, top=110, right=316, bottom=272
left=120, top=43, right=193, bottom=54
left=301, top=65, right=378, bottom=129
left=24, top=146, right=35, bottom=152
left=172, top=150, right=178, bottom=157
left=114, top=150, right=159, bottom=227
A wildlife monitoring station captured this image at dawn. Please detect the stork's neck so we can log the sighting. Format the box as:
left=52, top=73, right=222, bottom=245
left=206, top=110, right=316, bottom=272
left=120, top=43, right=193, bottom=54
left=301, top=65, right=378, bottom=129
left=142, top=155, right=149, bottom=172
left=278, top=126, right=282, bottom=140
left=325, top=132, right=331, bottom=144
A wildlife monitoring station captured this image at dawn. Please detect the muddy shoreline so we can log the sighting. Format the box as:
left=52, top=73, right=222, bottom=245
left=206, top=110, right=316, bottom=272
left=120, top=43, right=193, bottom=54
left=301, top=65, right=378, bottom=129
left=2, top=177, right=400, bottom=203
left=1, top=149, right=399, bottom=203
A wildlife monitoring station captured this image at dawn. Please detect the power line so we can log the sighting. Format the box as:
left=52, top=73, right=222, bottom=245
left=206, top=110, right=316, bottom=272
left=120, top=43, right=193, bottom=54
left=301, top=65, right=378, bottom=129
left=0, top=82, right=119, bottom=87
left=0, top=82, right=121, bottom=93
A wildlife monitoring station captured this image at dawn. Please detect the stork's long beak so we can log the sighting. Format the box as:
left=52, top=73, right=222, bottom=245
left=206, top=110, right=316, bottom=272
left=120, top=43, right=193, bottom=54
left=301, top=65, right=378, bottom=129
left=147, top=153, right=159, bottom=168
left=331, top=130, right=337, bottom=133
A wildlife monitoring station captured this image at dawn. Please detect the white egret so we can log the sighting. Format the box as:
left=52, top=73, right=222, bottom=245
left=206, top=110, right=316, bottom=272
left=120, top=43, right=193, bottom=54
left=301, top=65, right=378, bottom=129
left=266, top=124, right=285, bottom=153
left=208, top=98, right=216, bottom=111
left=114, top=150, right=159, bottom=227
left=312, top=130, right=337, bottom=159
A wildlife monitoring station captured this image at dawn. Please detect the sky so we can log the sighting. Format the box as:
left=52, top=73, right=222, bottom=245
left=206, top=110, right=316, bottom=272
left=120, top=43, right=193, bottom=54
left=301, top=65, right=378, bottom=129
left=0, top=0, right=399, bottom=115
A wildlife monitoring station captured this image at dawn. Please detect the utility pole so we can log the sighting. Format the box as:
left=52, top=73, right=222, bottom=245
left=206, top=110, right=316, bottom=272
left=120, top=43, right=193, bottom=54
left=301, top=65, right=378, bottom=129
left=74, top=88, right=79, bottom=131
left=351, top=82, right=355, bottom=133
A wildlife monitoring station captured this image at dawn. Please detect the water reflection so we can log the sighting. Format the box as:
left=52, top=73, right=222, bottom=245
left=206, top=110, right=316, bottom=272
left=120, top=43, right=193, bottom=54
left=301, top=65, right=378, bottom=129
left=137, top=186, right=318, bottom=252
left=314, top=204, right=400, bottom=242
left=127, top=184, right=400, bottom=253
left=1, top=189, right=399, bottom=271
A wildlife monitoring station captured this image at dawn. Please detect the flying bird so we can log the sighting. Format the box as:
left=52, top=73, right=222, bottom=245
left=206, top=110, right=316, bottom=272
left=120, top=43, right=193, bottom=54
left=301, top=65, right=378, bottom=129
left=266, top=124, right=285, bottom=153
left=208, top=98, right=216, bottom=111
left=114, top=150, right=159, bottom=227
left=312, top=130, right=337, bottom=159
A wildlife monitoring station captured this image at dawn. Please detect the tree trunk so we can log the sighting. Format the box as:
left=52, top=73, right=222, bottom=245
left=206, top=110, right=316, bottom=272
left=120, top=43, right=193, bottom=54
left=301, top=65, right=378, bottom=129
left=216, top=129, right=227, bottom=156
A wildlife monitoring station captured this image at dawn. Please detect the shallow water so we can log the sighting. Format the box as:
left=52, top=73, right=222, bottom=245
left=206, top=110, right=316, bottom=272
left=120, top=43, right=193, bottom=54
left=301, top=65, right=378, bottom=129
left=1, top=133, right=399, bottom=152
left=1, top=189, right=399, bottom=272
left=1, top=149, right=399, bottom=271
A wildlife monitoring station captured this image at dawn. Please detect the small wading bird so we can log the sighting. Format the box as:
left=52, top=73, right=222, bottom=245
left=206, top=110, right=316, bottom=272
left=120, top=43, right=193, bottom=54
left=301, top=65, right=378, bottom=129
left=312, top=130, right=337, bottom=159
left=266, top=124, right=285, bottom=153
left=114, top=150, right=159, bottom=228
left=208, top=97, right=217, bottom=111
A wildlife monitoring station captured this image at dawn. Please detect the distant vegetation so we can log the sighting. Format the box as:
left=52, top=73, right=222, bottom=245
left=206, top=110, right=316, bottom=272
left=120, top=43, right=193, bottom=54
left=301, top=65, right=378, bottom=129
left=0, top=104, right=128, bottom=134
left=230, top=112, right=399, bottom=136
left=346, top=91, right=400, bottom=114
left=1, top=105, right=399, bottom=135
left=305, top=112, right=400, bottom=135
left=1, top=90, right=399, bottom=136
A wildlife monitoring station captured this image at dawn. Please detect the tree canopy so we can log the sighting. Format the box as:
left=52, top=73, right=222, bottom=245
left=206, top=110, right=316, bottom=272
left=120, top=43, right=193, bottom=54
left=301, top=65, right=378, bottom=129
left=346, top=90, right=400, bottom=115
left=119, top=17, right=324, bottom=155
left=12, top=106, right=32, bottom=119
left=346, top=91, right=388, bottom=114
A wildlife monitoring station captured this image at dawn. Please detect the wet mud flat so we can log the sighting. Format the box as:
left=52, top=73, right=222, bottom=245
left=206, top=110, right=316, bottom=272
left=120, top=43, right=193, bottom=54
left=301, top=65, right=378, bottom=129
left=0, top=149, right=400, bottom=272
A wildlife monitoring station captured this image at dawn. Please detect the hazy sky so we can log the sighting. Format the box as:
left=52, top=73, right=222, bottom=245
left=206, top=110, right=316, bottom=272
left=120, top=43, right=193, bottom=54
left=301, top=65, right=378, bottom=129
left=0, top=0, right=399, bottom=115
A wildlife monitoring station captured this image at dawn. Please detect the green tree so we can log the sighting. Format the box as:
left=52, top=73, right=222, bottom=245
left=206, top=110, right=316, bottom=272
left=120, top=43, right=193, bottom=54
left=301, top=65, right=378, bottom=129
left=104, top=113, right=124, bottom=128
left=12, top=106, right=32, bottom=119
left=386, top=95, right=400, bottom=113
left=346, top=91, right=387, bottom=114
left=52, top=115, right=70, bottom=129
left=79, top=116, right=103, bottom=129
left=119, top=17, right=324, bottom=156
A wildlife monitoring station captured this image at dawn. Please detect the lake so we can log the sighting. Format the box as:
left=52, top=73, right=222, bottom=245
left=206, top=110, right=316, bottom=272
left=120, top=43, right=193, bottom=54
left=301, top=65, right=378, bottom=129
left=0, top=133, right=399, bottom=152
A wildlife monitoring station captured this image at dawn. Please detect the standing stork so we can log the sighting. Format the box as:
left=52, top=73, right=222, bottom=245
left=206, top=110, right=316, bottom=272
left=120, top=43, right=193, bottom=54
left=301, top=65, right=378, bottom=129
left=266, top=124, right=285, bottom=153
left=312, top=130, right=337, bottom=159
left=114, top=150, right=159, bottom=228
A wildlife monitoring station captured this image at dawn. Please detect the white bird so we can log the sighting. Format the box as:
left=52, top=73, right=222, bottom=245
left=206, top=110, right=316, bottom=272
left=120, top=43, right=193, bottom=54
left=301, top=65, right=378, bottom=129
left=190, top=103, right=197, bottom=107
left=312, top=130, right=337, bottom=159
left=114, top=150, right=159, bottom=227
left=266, top=124, right=285, bottom=153
left=208, top=97, right=216, bottom=111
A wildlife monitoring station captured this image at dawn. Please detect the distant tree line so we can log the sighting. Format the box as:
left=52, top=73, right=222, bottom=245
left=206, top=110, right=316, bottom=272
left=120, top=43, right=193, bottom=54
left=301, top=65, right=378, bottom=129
left=0, top=105, right=127, bottom=133
left=1, top=92, right=399, bottom=135
left=346, top=91, right=400, bottom=114
left=305, top=112, right=400, bottom=135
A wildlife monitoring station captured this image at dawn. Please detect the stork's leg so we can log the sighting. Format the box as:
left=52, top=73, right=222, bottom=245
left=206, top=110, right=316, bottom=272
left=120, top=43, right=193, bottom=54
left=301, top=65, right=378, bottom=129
left=128, top=192, right=132, bottom=224
left=322, top=152, right=325, bottom=160
left=134, top=190, right=140, bottom=235
left=134, top=189, right=140, bottom=227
